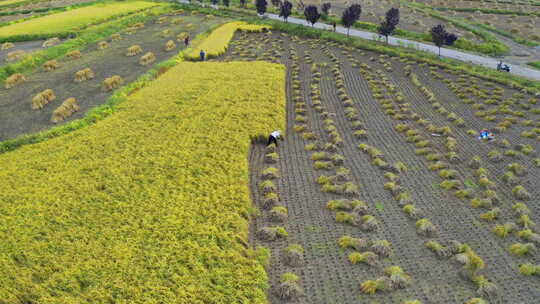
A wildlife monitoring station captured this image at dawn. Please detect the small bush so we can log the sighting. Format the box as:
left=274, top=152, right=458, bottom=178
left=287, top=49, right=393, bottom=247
left=51, top=97, right=79, bottom=123
left=518, top=214, right=535, bottom=229
left=338, top=235, right=369, bottom=250
left=127, top=45, right=143, bottom=56
left=31, top=89, right=56, bottom=110
left=282, top=244, right=304, bottom=267
left=6, top=50, right=26, bottom=62
left=439, top=180, right=460, bottom=190
left=265, top=152, right=279, bottom=164
left=139, top=52, right=156, bottom=66
left=165, top=40, right=176, bottom=51
left=275, top=272, right=303, bottom=300
left=98, top=41, right=109, bottom=50
left=371, top=240, right=392, bottom=257
left=101, top=75, right=124, bottom=92
left=493, top=222, right=516, bottom=238
left=74, top=68, right=94, bottom=82
left=348, top=251, right=378, bottom=266
left=512, top=185, right=531, bottom=200
left=468, top=156, right=481, bottom=169
left=519, top=263, right=540, bottom=276
left=43, top=60, right=59, bottom=71
left=385, top=266, right=411, bottom=290
left=1, top=42, right=14, bottom=50
left=42, top=37, right=60, bottom=48
left=425, top=240, right=449, bottom=258
left=257, top=226, right=288, bottom=241
left=508, top=163, right=527, bottom=176
left=5, top=73, right=26, bottom=89
left=359, top=215, right=378, bottom=232
left=416, top=218, right=436, bottom=236
left=261, top=167, right=279, bottom=180
left=269, top=206, right=288, bottom=222
left=314, top=161, right=333, bottom=170
left=67, top=50, right=82, bottom=59
left=360, top=278, right=388, bottom=294
left=479, top=208, right=500, bottom=221
left=259, top=180, right=276, bottom=195
left=262, top=192, right=278, bottom=210
left=509, top=243, right=536, bottom=256
left=472, top=275, right=498, bottom=299
left=512, top=202, right=530, bottom=216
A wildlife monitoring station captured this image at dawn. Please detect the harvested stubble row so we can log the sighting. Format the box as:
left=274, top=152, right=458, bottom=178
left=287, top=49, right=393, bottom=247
left=0, top=61, right=285, bottom=302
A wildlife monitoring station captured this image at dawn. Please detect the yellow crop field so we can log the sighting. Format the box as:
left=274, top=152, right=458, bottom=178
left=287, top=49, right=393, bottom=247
left=0, top=1, right=159, bottom=39
left=185, top=21, right=270, bottom=60
left=0, top=61, right=285, bottom=303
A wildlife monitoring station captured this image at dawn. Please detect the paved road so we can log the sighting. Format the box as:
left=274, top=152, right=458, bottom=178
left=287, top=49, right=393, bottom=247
left=266, top=13, right=540, bottom=81
left=178, top=1, right=540, bottom=82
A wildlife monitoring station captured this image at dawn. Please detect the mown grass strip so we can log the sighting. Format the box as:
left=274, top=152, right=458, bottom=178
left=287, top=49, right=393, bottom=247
left=529, top=61, right=540, bottom=70
left=0, top=4, right=170, bottom=82
left=0, top=61, right=284, bottom=302
left=0, top=0, right=161, bottom=42
left=185, top=21, right=270, bottom=60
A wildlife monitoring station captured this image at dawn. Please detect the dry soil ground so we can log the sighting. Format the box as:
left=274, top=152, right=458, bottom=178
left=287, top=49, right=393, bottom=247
left=222, top=31, right=540, bottom=304
left=0, top=13, right=225, bottom=141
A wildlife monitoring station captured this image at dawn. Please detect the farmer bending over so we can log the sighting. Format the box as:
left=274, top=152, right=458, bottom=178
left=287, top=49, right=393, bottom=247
left=267, top=130, right=282, bottom=146
left=478, top=129, right=494, bottom=141
left=200, top=49, right=206, bottom=61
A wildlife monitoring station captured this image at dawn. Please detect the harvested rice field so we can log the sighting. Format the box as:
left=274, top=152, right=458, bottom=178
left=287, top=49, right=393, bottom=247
left=0, top=12, right=225, bottom=140
left=219, top=30, right=540, bottom=303
left=1, top=1, right=540, bottom=303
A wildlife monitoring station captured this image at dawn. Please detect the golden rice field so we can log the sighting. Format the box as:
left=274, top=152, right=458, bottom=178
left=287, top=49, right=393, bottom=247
left=0, top=1, right=159, bottom=39
left=0, top=61, right=285, bottom=303
left=185, top=21, right=270, bottom=60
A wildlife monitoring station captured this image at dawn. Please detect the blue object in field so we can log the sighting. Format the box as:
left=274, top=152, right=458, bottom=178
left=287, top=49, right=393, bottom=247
left=479, top=131, right=489, bottom=139
left=200, top=50, right=206, bottom=61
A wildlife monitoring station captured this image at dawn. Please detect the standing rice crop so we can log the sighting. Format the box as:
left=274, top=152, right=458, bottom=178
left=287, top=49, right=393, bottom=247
left=0, top=61, right=285, bottom=303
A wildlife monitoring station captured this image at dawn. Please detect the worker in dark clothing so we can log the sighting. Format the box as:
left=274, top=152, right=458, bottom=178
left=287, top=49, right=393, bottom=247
left=200, top=49, right=206, bottom=61
left=267, top=130, right=282, bottom=146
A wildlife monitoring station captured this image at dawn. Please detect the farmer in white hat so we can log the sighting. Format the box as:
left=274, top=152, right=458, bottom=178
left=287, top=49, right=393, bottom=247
left=267, top=130, right=282, bottom=146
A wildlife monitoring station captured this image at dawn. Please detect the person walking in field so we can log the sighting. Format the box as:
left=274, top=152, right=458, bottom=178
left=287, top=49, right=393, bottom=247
left=267, top=130, right=282, bottom=146
left=332, top=21, right=336, bottom=32
left=200, top=49, right=206, bottom=61
left=184, top=35, right=190, bottom=47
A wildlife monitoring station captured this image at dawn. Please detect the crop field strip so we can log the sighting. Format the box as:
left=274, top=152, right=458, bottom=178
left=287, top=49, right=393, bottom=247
left=0, top=12, right=225, bottom=141
left=224, top=30, right=540, bottom=303
left=0, top=0, right=160, bottom=41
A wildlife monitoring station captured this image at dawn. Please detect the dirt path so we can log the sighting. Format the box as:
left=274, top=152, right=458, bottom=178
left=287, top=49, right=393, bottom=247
left=0, top=13, right=225, bottom=141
